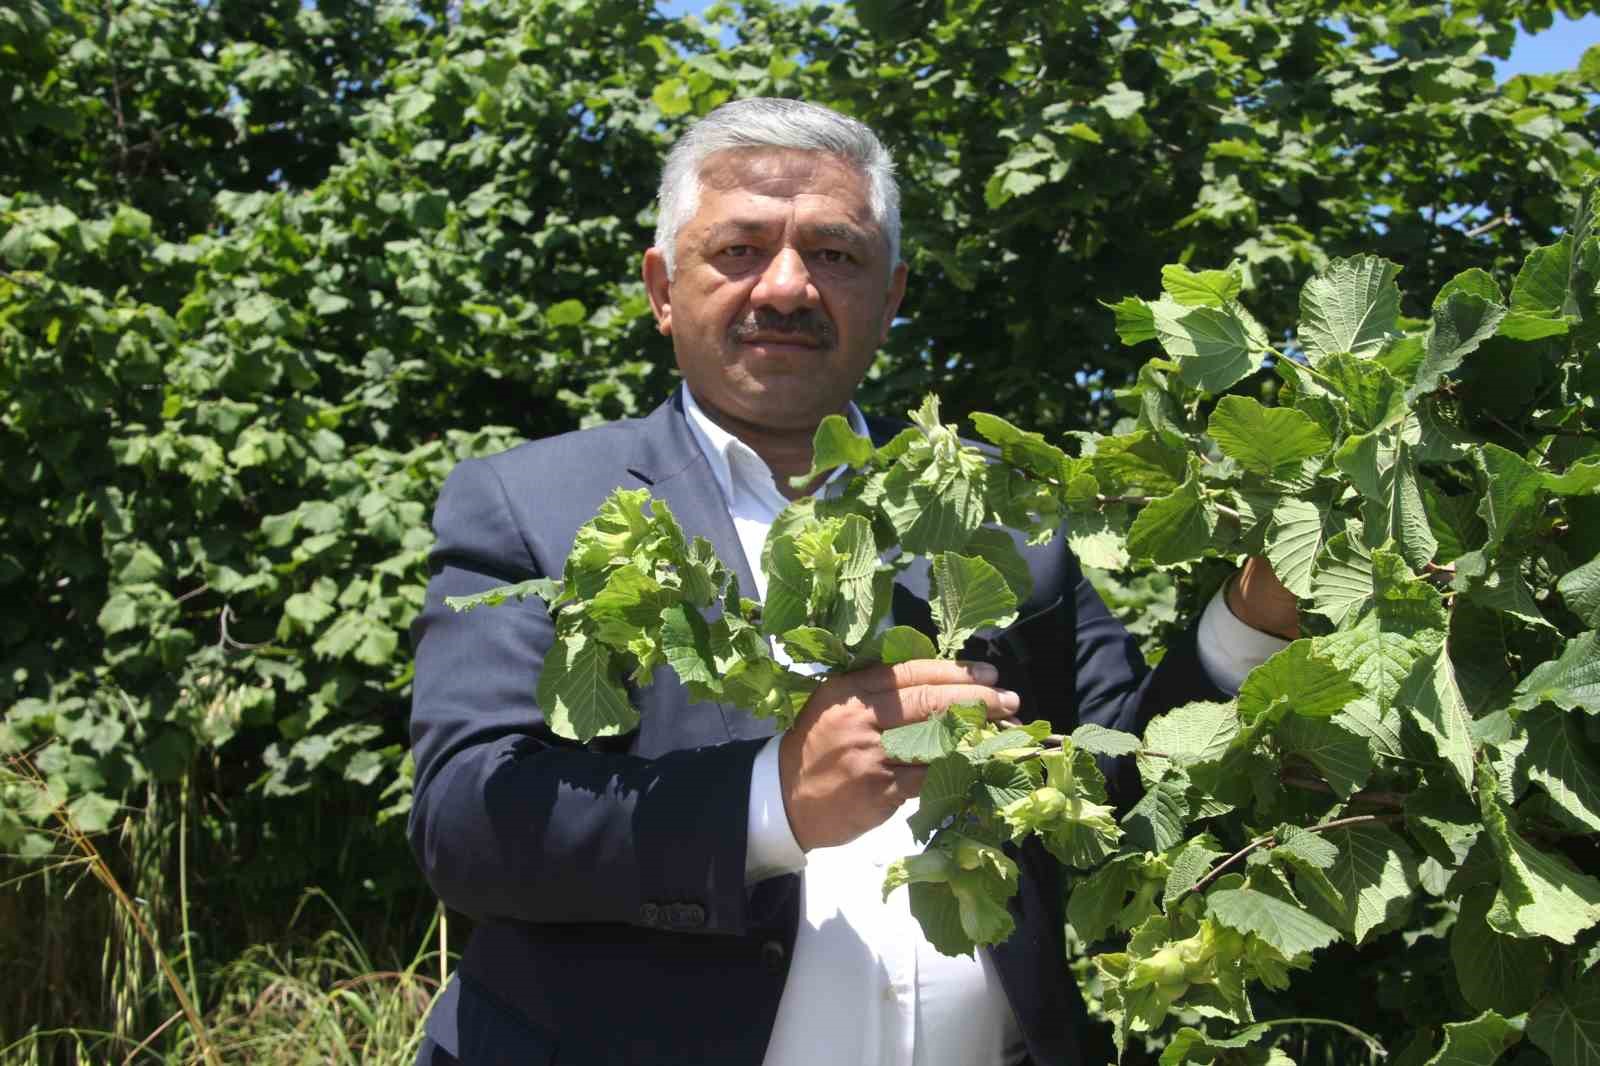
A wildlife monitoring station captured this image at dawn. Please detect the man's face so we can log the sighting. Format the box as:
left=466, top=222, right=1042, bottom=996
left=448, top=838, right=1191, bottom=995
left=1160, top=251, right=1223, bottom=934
left=643, top=148, right=907, bottom=436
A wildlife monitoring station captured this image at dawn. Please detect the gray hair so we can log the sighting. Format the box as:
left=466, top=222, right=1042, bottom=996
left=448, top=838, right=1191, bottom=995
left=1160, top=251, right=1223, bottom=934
left=653, top=97, right=902, bottom=278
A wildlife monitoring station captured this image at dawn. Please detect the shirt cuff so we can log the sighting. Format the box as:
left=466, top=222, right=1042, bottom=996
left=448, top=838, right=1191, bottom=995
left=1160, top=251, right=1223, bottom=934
left=1195, top=582, right=1292, bottom=695
left=745, top=735, right=807, bottom=883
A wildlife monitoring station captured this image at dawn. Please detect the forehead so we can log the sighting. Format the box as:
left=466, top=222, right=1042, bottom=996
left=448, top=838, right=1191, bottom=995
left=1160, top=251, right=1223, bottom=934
left=692, top=148, right=876, bottom=225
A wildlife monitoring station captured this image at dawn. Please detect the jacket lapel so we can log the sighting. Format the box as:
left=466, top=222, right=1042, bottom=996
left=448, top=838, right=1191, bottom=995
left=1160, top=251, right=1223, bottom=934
left=626, top=390, right=769, bottom=741
left=864, top=414, right=933, bottom=625
left=625, top=389, right=759, bottom=601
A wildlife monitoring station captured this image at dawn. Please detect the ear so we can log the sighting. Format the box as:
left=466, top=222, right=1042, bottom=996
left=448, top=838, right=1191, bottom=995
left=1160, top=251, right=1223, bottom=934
left=642, top=247, right=673, bottom=336
left=878, top=260, right=908, bottom=343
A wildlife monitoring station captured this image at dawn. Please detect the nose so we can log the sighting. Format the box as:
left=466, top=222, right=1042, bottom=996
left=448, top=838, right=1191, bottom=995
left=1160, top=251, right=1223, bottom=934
left=749, top=247, right=817, bottom=314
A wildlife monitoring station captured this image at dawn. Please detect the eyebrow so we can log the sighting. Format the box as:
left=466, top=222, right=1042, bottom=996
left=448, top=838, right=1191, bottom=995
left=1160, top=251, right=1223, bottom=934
left=702, top=220, right=873, bottom=246
left=805, top=222, right=871, bottom=247
left=704, top=220, right=780, bottom=243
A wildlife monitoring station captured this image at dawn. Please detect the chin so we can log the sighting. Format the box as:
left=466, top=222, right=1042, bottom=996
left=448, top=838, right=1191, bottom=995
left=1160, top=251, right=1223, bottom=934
left=732, top=386, right=845, bottom=430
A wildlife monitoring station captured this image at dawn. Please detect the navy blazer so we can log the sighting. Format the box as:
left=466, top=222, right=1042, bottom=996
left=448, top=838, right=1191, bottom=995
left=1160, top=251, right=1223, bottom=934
left=408, top=390, right=1227, bottom=1065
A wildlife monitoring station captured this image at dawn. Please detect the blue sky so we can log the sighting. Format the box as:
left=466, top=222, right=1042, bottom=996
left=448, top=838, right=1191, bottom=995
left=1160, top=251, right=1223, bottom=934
left=1494, top=13, right=1598, bottom=78
left=654, top=2, right=1598, bottom=81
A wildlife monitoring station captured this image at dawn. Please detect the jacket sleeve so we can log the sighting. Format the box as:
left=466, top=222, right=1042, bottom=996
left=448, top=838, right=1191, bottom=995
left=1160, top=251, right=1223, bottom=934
left=1057, top=539, right=1230, bottom=806
left=406, top=457, right=765, bottom=933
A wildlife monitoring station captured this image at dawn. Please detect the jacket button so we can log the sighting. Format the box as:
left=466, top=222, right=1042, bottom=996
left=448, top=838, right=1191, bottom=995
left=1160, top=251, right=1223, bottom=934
left=640, top=903, right=660, bottom=926
left=665, top=902, right=706, bottom=928
left=761, top=939, right=786, bottom=971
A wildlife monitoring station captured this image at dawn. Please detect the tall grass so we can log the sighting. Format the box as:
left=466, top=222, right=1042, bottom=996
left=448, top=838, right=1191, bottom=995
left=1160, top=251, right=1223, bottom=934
left=2, top=754, right=219, bottom=1065
left=3, top=909, right=445, bottom=1065
left=1, top=752, right=448, bottom=1065
left=159, top=893, right=444, bottom=1065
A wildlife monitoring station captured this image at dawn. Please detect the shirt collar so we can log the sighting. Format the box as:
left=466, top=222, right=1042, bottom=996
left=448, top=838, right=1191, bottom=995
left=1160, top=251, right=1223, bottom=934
left=680, top=384, right=871, bottom=506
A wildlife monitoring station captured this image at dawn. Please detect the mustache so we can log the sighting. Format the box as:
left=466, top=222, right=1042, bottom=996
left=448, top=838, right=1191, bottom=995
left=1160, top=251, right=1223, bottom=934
left=728, top=309, right=836, bottom=350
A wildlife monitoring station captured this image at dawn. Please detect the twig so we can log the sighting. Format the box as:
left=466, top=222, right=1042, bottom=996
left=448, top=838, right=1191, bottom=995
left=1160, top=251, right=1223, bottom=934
left=217, top=604, right=272, bottom=652
left=120, top=1008, right=184, bottom=1065
left=1463, top=212, right=1512, bottom=239
left=1184, top=813, right=1405, bottom=899
left=174, top=583, right=211, bottom=605
left=1255, top=1016, right=1388, bottom=1057
left=1280, top=772, right=1408, bottom=810
left=1529, top=422, right=1600, bottom=442
left=1188, top=833, right=1274, bottom=895
left=1479, top=409, right=1535, bottom=452
left=1280, top=772, right=1337, bottom=796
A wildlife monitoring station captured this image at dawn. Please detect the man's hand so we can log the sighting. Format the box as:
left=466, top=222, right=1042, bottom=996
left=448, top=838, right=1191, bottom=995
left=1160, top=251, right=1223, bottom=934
left=777, top=660, right=1018, bottom=852
left=1227, top=556, right=1299, bottom=640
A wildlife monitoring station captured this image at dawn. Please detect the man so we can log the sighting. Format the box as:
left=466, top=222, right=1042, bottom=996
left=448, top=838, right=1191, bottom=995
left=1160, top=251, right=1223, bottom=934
left=408, top=97, right=1296, bottom=1065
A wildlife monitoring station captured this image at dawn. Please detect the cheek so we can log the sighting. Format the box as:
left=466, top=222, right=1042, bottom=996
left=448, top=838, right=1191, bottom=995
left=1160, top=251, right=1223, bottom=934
left=683, top=279, right=750, bottom=328
left=836, top=290, right=891, bottom=334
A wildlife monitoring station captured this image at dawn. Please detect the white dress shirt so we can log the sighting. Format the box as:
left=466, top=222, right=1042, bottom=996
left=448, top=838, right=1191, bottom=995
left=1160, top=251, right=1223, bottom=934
left=679, top=387, right=1285, bottom=1066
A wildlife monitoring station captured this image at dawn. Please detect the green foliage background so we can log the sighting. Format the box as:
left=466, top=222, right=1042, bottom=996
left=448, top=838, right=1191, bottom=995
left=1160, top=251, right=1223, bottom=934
left=1, top=0, right=1596, bottom=1057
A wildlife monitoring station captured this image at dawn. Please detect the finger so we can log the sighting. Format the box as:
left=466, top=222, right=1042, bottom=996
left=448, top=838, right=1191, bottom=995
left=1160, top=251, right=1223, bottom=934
left=888, top=764, right=927, bottom=801
left=875, top=683, right=1020, bottom=729
left=1232, top=557, right=1300, bottom=639
left=1242, top=555, right=1290, bottom=593
left=853, top=658, right=1000, bottom=695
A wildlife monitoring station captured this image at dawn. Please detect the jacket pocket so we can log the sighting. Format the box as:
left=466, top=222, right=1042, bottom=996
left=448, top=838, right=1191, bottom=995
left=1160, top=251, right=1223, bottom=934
left=429, top=975, right=559, bottom=1066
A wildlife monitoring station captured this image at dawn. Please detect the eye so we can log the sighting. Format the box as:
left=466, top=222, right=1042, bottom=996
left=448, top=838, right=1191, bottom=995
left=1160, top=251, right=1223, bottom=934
left=723, top=244, right=757, bottom=258
left=814, top=248, right=851, bottom=265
